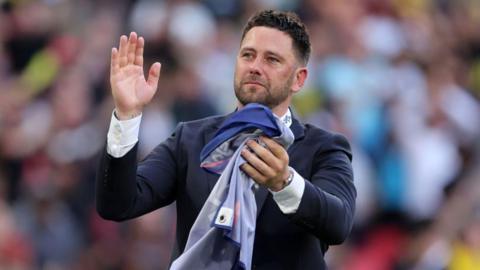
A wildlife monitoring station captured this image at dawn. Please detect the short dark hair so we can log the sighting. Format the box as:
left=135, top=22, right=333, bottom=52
left=241, top=10, right=311, bottom=65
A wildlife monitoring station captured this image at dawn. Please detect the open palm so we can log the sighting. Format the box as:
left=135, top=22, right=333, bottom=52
left=110, top=32, right=161, bottom=119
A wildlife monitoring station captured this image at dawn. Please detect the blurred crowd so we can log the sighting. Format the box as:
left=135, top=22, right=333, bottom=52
left=1, top=0, right=480, bottom=269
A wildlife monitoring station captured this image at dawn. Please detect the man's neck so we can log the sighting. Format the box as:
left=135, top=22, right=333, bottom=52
left=237, top=102, right=289, bottom=118
left=271, top=106, right=289, bottom=118
left=236, top=102, right=292, bottom=127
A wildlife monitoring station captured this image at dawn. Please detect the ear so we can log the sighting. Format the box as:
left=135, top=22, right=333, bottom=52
left=291, top=67, right=308, bottom=93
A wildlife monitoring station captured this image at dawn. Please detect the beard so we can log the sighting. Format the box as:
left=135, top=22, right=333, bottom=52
left=234, top=73, right=293, bottom=109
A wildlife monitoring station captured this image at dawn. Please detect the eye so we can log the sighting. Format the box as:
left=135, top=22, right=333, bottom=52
left=241, top=52, right=254, bottom=60
left=267, top=56, right=280, bottom=64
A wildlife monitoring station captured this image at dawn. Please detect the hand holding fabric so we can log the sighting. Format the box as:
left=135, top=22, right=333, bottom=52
left=241, top=136, right=291, bottom=191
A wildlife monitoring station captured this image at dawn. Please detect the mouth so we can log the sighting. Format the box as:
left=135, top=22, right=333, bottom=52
left=243, top=81, right=265, bottom=88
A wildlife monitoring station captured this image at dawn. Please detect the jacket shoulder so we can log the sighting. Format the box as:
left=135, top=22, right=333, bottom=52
left=302, top=123, right=352, bottom=160
left=179, top=114, right=226, bottom=131
left=302, top=123, right=347, bottom=142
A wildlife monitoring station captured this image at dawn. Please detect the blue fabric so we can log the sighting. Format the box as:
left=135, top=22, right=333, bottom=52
left=200, top=104, right=282, bottom=174
left=170, top=103, right=294, bottom=270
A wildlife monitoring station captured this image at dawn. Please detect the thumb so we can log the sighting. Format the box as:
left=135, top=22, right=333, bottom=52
left=146, top=62, right=161, bottom=89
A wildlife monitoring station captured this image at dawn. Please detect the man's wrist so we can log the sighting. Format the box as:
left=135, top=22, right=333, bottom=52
left=114, top=109, right=142, bottom=120
left=284, top=169, right=294, bottom=187
left=270, top=169, right=294, bottom=192
left=107, top=110, right=142, bottom=157
left=270, top=168, right=305, bottom=214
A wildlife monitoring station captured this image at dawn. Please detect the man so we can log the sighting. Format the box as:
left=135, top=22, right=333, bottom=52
left=97, top=10, right=356, bottom=270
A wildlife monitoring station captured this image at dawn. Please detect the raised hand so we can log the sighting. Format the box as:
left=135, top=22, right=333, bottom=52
left=110, top=32, right=161, bottom=120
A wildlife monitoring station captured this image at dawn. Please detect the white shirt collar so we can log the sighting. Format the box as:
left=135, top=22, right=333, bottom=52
left=279, top=108, right=292, bottom=128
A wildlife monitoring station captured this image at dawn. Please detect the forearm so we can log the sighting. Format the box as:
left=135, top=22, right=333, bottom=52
left=96, top=144, right=140, bottom=221
left=288, top=141, right=356, bottom=244
left=289, top=180, right=355, bottom=244
left=96, top=110, right=144, bottom=220
left=96, top=116, right=182, bottom=221
left=97, top=111, right=166, bottom=221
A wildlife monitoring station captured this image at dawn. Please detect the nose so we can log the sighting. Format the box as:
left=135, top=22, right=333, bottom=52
left=248, top=56, right=263, bottom=75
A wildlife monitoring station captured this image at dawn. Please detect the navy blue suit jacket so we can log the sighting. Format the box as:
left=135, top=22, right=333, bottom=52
left=96, top=114, right=356, bottom=270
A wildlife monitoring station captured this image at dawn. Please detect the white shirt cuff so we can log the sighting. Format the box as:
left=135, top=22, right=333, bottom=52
left=270, top=168, right=305, bottom=214
left=106, top=110, right=142, bottom=158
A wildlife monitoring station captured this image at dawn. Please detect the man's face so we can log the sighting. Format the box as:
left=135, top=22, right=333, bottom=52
left=234, top=26, right=300, bottom=110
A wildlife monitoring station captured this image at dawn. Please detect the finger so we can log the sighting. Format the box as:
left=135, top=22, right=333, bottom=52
left=241, top=148, right=275, bottom=177
left=134, top=36, right=144, bottom=66
left=118, top=35, right=128, bottom=67
left=240, top=163, right=266, bottom=184
left=246, top=140, right=277, bottom=166
left=146, top=62, right=161, bottom=89
left=127, top=32, right=137, bottom=65
left=260, top=136, right=288, bottom=160
left=111, top=47, right=119, bottom=75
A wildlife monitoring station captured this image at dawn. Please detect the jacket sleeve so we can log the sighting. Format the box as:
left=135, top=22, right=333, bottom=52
left=96, top=123, right=184, bottom=221
left=288, top=133, right=356, bottom=245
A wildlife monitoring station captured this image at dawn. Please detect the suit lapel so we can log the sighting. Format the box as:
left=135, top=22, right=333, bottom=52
left=254, top=185, right=269, bottom=216
left=290, top=114, right=305, bottom=142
